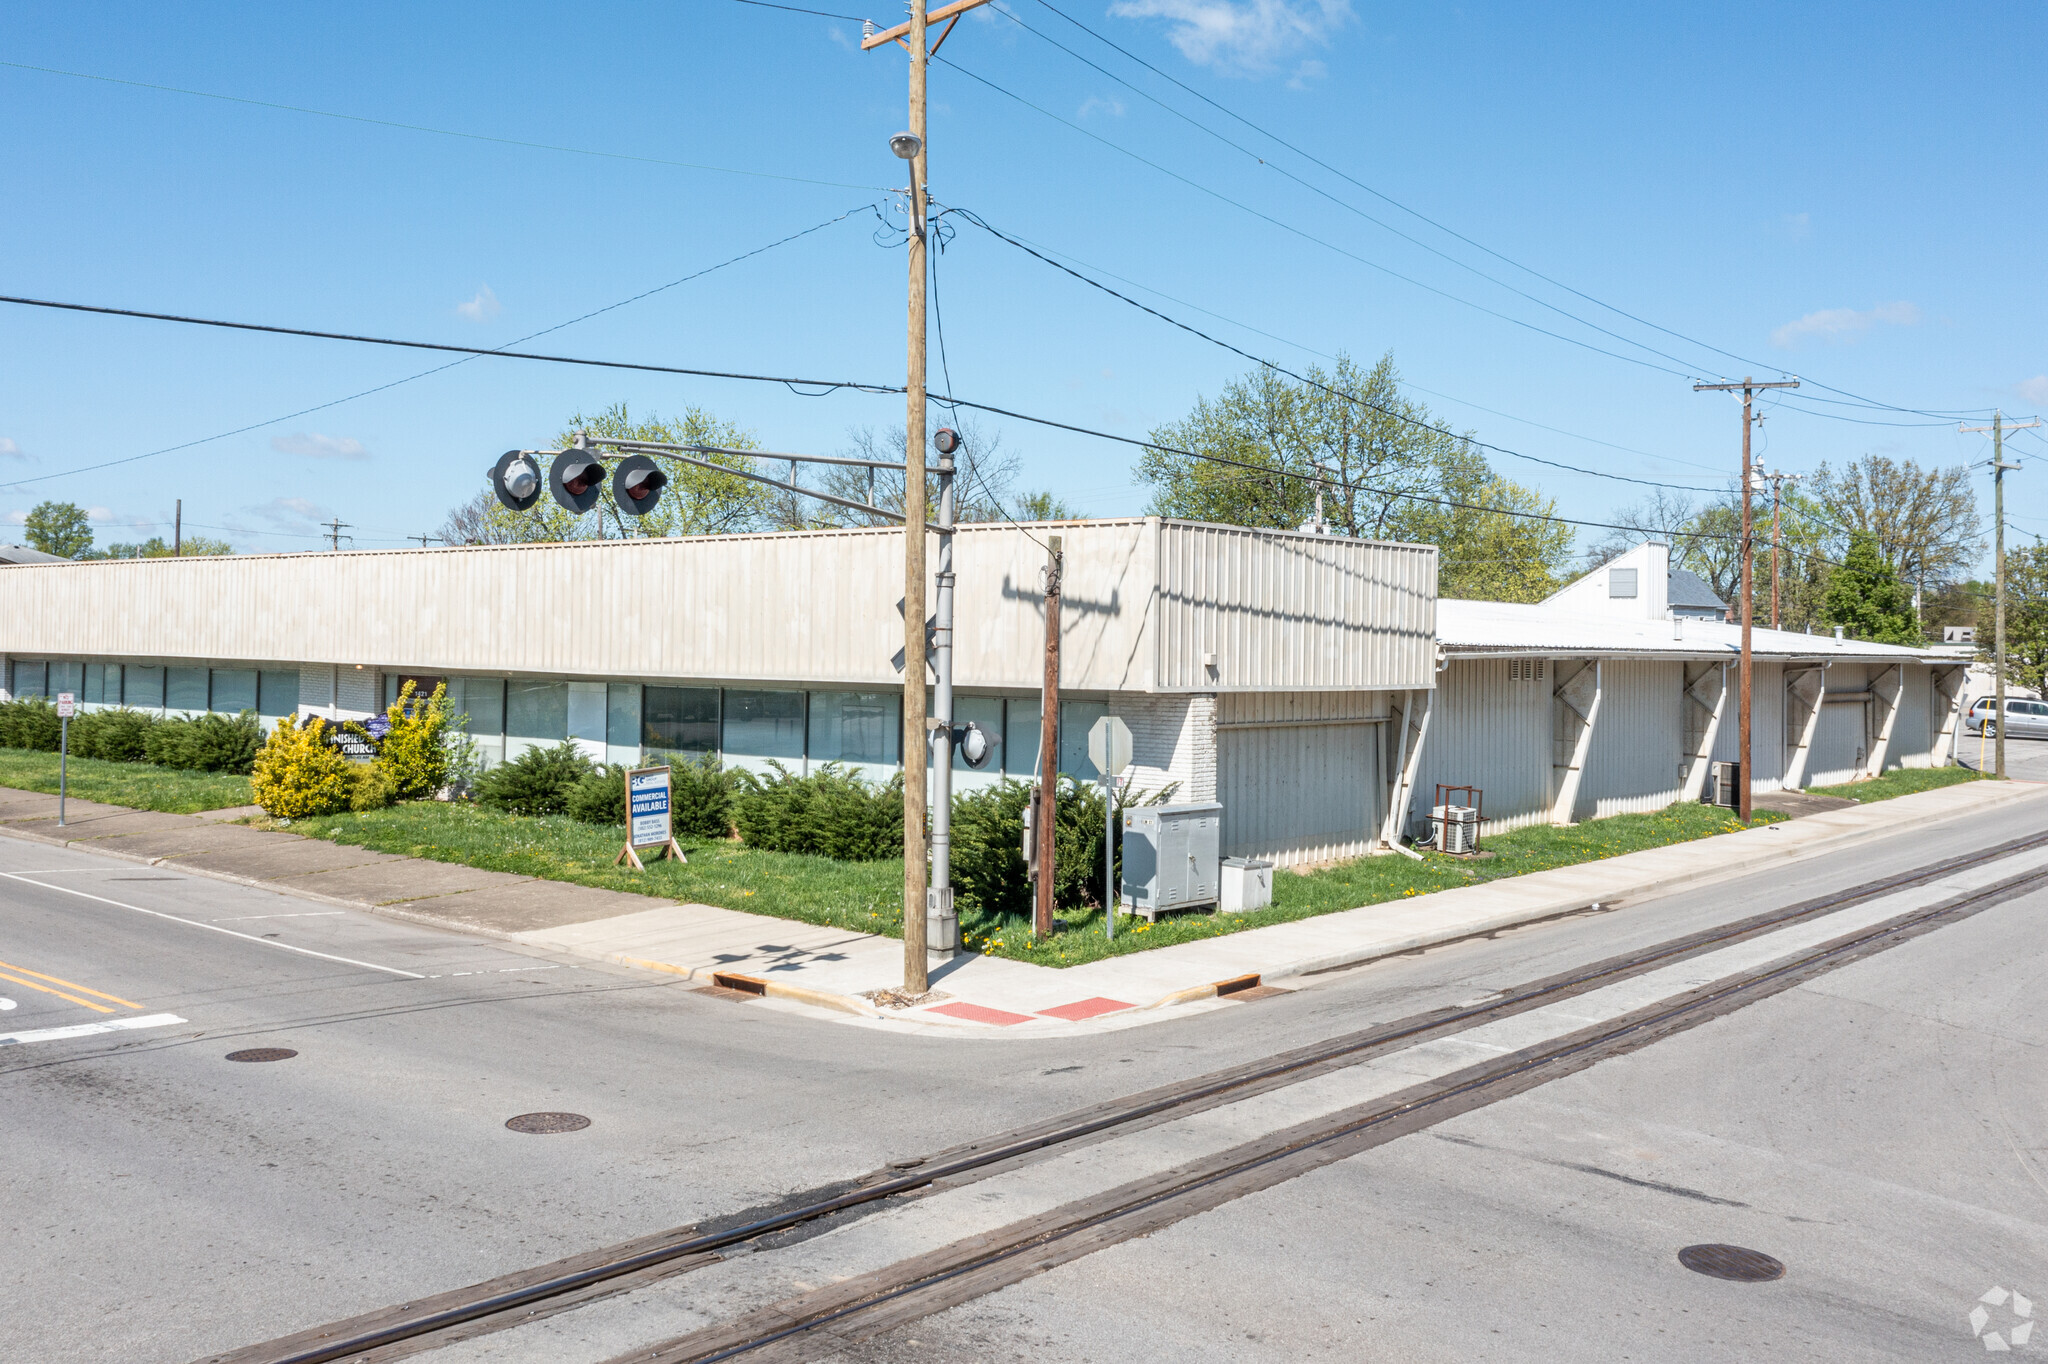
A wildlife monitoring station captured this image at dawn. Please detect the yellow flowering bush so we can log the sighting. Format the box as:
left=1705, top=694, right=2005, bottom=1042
left=373, top=681, right=452, bottom=800
left=251, top=713, right=356, bottom=818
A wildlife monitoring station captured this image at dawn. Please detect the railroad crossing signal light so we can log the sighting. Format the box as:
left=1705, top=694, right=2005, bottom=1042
left=490, top=451, right=543, bottom=511
left=611, top=455, right=667, bottom=518
left=933, top=427, right=962, bottom=456
left=549, top=450, right=608, bottom=514
left=956, top=720, right=998, bottom=770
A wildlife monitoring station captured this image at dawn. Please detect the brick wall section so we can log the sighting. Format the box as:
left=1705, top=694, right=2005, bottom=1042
left=1107, top=693, right=1217, bottom=802
left=298, top=663, right=380, bottom=722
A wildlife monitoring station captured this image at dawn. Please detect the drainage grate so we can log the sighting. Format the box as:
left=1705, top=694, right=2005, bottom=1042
left=1678, top=1244, right=1784, bottom=1282
left=506, top=1112, right=592, bottom=1134
left=225, top=1048, right=297, bottom=1063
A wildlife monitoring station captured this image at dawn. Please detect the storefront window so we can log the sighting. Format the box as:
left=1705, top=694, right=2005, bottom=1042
left=166, top=666, right=208, bottom=713
left=124, top=666, right=163, bottom=709
left=506, top=680, right=569, bottom=760
left=211, top=669, right=258, bottom=715
left=809, top=691, right=899, bottom=780
left=723, top=689, right=806, bottom=775
left=642, top=686, right=719, bottom=759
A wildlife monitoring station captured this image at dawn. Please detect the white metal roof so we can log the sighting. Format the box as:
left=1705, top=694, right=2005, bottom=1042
left=1437, top=598, right=1950, bottom=664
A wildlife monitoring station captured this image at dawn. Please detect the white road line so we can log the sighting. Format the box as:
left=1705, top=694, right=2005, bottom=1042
left=210, top=912, right=347, bottom=923
left=0, top=872, right=425, bottom=979
left=0, top=1013, right=186, bottom=1047
left=0, top=998, right=14, bottom=1011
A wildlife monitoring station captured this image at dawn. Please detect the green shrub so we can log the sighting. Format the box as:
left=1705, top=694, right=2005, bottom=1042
left=950, top=776, right=1179, bottom=933
left=474, top=741, right=593, bottom=817
left=146, top=711, right=264, bottom=773
left=567, top=764, right=626, bottom=825
left=0, top=697, right=62, bottom=752
left=732, top=762, right=903, bottom=860
left=671, top=755, right=736, bottom=839
left=349, top=762, right=399, bottom=812
left=71, top=708, right=158, bottom=762
left=251, top=713, right=356, bottom=818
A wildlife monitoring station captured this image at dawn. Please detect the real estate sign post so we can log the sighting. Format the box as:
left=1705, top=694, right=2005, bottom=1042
left=616, top=765, right=686, bottom=871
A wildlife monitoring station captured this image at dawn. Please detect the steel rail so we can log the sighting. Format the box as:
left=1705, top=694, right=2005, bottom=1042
left=658, top=854, right=2048, bottom=1364
left=221, top=826, right=2048, bottom=1364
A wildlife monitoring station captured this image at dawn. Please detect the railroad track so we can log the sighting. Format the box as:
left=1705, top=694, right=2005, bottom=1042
left=204, top=828, right=2048, bottom=1364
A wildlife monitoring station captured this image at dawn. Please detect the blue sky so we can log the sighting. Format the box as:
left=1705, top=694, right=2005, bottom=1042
left=2, top=1, right=2042, bottom=560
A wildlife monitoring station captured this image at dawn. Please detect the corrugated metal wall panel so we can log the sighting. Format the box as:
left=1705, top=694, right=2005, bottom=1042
left=1581, top=660, right=1684, bottom=820
left=1414, top=659, right=1553, bottom=835
left=1215, top=691, right=1386, bottom=865
left=1897, top=664, right=1935, bottom=767
left=1154, top=523, right=1434, bottom=692
left=1708, top=660, right=1788, bottom=793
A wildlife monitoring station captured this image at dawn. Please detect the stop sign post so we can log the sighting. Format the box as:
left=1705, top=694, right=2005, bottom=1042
left=56, top=691, right=75, bottom=826
left=1088, top=716, right=1133, bottom=940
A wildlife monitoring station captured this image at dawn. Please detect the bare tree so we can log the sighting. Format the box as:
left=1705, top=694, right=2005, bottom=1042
left=1809, top=455, right=1983, bottom=594
left=809, top=420, right=1026, bottom=527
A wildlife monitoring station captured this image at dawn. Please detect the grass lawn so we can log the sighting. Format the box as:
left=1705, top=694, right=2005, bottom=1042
left=274, top=795, right=1783, bottom=970
left=976, top=800, right=1786, bottom=968
left=278, top=801, right=907, bottom=937
left=1806, top=765, right=1986, bottom=804
left=0, top=748, right=252, bottom=814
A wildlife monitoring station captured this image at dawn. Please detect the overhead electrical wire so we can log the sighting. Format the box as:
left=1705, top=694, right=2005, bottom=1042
left=0, top=201, right=884, bottom=491
left=935, top=202, right=1724, bottom=494
left=1012, top=0, right=1995, bottom=426
left=0, top=59, right=890, bottom=193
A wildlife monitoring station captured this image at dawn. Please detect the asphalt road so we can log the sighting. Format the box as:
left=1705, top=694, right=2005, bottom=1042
left=1959, top=731, right=2048, bottom=783
left=5, top=792, right=2047, bottom=1363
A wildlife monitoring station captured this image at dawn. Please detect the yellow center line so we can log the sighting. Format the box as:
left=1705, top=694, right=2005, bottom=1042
left=0, top=957, right=143, bottom=1009
left=0, top=970, right=115, bottom=1014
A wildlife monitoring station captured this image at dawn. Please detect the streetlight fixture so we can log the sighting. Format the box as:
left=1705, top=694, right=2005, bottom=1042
left=889, top=131, right=923, bottom=160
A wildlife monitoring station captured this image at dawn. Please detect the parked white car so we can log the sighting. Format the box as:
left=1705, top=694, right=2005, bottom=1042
left=1965, top=696, right=2048, bottom=738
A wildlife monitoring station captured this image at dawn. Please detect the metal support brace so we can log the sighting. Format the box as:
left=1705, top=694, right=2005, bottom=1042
left=1550, top=659, right=1602, bottom=826
left=1929, top=665, right=1968, bottom=767
left=1863, top=663, right=1904, bottom=778
left=1679, top=661, right=1729, bottom=802
left=1782, top=664, right=1828, bottom=790
left=1376, top=688, right=1432, bottom=857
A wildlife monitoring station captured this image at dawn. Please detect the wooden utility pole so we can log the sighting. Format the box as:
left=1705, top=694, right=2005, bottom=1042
left=862, top=0, right=993, bottom=991
left=1035, top=535, right=1063, bottom=940
left=1695, top=377, right=1799, bottom=822
left=1962, top=412, right=2039, bottom=780
left=173, top=499, right=182, bottom=557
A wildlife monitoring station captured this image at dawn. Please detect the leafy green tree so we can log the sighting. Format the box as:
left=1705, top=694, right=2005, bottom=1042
left=1820, top=531, right=1920, bottom=643
left=95, top=534, right=236, bottom=559
left=1983, top=551, right=2048, bottom=689
left=439, top=403, right=771, bottom=544
left=1810, top=454, right=1982, bottom=592
left=23, top=500, right=93, bottom=558
left=1134, top=352, right=1574, bottom=602
left=1013, top=490, right=1080, bottom=521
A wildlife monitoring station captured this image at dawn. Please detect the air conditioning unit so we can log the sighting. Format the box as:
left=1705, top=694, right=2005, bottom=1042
left=1432, top=804, right=1479, bottom=854
left=1708, top=760, right=1740, bottom=808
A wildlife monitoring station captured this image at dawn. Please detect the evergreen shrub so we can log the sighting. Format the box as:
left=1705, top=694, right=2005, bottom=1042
left=147, top=711, right=265, bottom=774
left=0, top=697, right=63, bottom=751
left=732, top=762, right=903, bottom=860
left=474, top=742, right=592, bottom=817
left=251, top=714, right=356, bottom=818
left=950, top=776, right=1179, bottom=933
left=73, top=708, right=158, bottom=762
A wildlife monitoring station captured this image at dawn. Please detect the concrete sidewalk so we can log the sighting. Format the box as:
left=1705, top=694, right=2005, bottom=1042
left=3, top=778, right=2042, bottom=1035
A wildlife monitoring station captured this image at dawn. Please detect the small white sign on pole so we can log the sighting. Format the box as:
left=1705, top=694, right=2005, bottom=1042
left=616, top=765, right=686, bottom=871
left=55, top=692, right=76, bottom=719
left=1088, top=715, right=1132, bottom=777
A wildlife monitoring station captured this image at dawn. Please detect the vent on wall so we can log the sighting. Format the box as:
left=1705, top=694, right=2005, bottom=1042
left=1508, top=657, right=1546, bottom=682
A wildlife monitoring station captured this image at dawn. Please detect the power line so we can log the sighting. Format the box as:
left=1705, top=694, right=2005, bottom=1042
left=0, top=59, right=890, bottom=193
left=1015, top=0, right=1994, bottom=425
left=938, top=202, right=1725, bottom=494
left=728, top=0, right=873, bottom=19
left=0, top=201, right=885, bottom=491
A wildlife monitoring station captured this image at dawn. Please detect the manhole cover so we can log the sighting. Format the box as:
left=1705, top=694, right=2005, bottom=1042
left=1678, top=1244, right=1785, bottom=1282
left=506, top=1112, right=591, bottom=1134
left=225, top=1048, right=297, bottom=1063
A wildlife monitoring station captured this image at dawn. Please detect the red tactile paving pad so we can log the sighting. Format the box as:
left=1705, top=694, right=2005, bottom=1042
left=1037, top=997, right=1136, bottom=1021
left=925, top=1001, right=1037, bottom=1026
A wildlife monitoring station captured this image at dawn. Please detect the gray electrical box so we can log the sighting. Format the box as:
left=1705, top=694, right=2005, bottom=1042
left=1121, top=801, right=1223, bottom=920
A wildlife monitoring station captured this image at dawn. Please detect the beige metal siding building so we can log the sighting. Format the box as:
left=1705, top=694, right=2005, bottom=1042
left=1, top=518, right=1437, bottom=867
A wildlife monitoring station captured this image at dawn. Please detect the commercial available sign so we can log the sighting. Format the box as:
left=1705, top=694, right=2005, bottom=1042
left=616, top=765, right=686, bottom=870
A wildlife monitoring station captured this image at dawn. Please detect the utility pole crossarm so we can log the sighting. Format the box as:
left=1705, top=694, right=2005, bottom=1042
left=862, top=0, right=990, bottom=49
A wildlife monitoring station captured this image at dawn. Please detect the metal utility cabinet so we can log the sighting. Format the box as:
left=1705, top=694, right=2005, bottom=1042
left=1121, top=802, right=1223, bottom=920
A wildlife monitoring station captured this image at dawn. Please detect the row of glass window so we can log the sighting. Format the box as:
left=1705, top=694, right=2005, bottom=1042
left=382, top=673, right=1114, bottom=784
left=6, top=659, right=300, bottom=719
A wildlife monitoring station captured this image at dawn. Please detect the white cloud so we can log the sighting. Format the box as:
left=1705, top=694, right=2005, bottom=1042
left=0, top=438, right=24, bottom=462
left=1108, top=0, right=1352, bottom=73
left=1769, top=301, right=1921, bottom=348
left=1783, top=211, right=1811, bottom=240
left=270, top=432, right=369, bottom=460
left=456, top=284, right=502, bottom=322
left=2017, top=375, right=2048, bottom=405
left=6, top=509, right=25, bottom=525
left=1078, top=95, right=1126, bottom=118
left=1287, top=58, right=1327, bottom=88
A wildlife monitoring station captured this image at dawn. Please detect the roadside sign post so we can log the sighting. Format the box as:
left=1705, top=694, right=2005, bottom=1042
left=1088, top=716, right=1133, bottom=941
left=55, top=691, right=76, bottom=826
left=616, top=765, right=686, bottom=871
